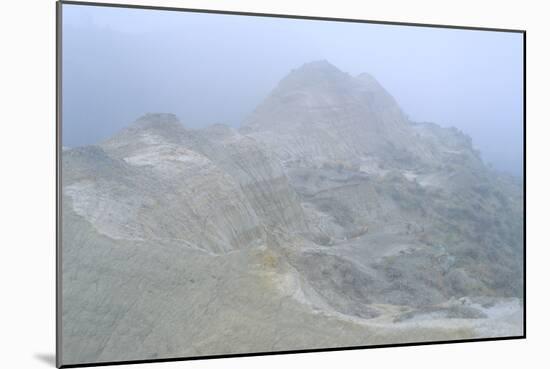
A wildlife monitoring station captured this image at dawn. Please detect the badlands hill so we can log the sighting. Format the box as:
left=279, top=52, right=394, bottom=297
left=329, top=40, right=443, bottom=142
left=61, top=61, right=523, bottom=365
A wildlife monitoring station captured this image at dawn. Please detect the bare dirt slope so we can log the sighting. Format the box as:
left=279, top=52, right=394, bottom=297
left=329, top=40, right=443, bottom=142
left=61, top=61, right=523, bottom=365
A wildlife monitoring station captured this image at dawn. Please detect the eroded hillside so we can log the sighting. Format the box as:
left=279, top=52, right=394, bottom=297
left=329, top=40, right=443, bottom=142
left=61, top=61, right=523, bottom=365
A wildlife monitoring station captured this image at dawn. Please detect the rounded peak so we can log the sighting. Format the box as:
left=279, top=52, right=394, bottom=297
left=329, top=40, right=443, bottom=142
left=104, top=113, right=187, bottom=146
left=131, top=113, right=182, bottom=129
left=288, top=59, right=347, bottom=78
left=275, top=60, right=352, bottom=94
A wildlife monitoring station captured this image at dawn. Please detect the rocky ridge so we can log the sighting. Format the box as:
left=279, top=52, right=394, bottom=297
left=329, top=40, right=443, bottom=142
left=61, top=61, right=524, bottom=365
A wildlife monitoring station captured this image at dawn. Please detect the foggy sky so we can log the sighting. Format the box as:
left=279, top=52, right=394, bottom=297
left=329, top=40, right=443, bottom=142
left=62, top=4, right=524, bottom=176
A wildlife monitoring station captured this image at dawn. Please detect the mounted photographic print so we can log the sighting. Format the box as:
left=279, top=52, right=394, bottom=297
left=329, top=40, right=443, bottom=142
left=57, top=1, right=525, bottom=367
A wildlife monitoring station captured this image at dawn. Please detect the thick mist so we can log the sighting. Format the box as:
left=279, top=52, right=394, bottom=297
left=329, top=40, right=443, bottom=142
left=62, top=4, right=524, bottom=176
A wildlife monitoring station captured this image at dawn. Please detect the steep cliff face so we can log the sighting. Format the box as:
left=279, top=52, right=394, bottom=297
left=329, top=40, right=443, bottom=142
left=61, top=62, right=523, bottom=365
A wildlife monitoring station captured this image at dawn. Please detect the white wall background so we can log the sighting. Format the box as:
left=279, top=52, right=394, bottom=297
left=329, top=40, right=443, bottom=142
left=0, top=0, right=546, bottom=368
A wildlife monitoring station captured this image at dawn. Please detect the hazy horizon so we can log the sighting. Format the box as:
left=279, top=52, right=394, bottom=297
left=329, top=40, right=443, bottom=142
left=62, top=4, right=524, bottom=176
